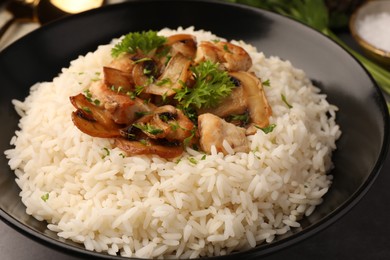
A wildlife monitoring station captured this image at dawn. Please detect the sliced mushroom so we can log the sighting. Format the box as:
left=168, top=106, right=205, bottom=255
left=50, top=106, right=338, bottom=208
left=70, top=93, right=121, bottom=138
left=166, top=34, right=197, bottom=59
left=198, top=113, right=249, bottom=155
left=107, top=53, right=135, bottom=74
left=195, top=41, right=252, bottom=71
left=197, top=81, right=247, bottom=118
left=144, top=53, right=191, bottom=97
left=133, top=105, right=195, bottom=142
left=131, top=57, right=160, bottom=87
left=103, top=66, right=133, bottom=92
left=89, top=82, right=156, bottom=125
left=114, top=138, right=184, bottom=159
left=229, top=71, right=272, bottom=134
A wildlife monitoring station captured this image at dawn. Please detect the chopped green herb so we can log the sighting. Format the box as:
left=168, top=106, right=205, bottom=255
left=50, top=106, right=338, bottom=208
left=119, top=153, right=126, bottom=158
left=256, top=123, right=276, bottom=134
left=169, top=121, right=180, bottom=131
left=223, top=44, right=232, bottom=53
left=135, top=85, right=144, bottom=96
left=262, top=79, right=271, bottom=87
left=201, top=154, right=207, bottom=160
left=133, top=123, right=164, bottom=136
left=126, top=91, right=136, bottom=100
left=82, top=107, right=92, bottom=113
left=183, top=128, right=197, bottom=147
left=156, top=78, right=172, bottom=86
left=93, top=99, right=101, bottom=106
left=281, top=94, right=293, bottom=108
left=102, top=147, right=110, bottom=159
left=135, top=111, right=152, bottom=118
left=41, top=193, right=49, bottom=202
left=139, top=139, right=148, bottom=145
left=227, top=113, right=250, bottom=125
left=111, top=30, right=167, bottom=57
left=188, top=157, right=198, bottom=164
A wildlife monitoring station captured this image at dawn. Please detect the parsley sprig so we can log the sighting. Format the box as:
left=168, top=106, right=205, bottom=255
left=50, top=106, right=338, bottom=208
left=175, top=60, right=235, bottom=110
left=111, top=30, right=167, bottom=57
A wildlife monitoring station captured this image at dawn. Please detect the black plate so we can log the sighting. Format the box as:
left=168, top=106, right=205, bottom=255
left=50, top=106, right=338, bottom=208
left=0, top=0, right=389, bottom=259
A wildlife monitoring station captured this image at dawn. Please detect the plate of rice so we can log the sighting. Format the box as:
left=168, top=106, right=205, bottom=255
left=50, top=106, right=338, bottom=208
left=0, top=0, right=388, bottom=259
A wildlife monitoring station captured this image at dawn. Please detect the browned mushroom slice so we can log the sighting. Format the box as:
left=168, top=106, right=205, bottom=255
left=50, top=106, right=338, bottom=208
left=195, top=41, right=252, bottom=71
left=134, top=105, right=195, bottom=142
left=198, top=113, right=249, bottom=155
left=131, top=57, right=160, bottom=87
left=70, top=93, right=121, bottom=138
left=144, top=53, right=191, bottom=97
left=103, top=66, right=133, bottom=92
left=198, top=84, right=247, bottom=118
left=229, top=71, right=272, bottom=135
left=89, top=82, right=156, bottom=125
left=114, top=138, right=184, bottom=159
left=107, top=53, right=135, bottom=73
left=166, top=34, right=197, bottom=59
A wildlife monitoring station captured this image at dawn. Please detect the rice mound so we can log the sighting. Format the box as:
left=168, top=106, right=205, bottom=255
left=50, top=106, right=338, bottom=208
left=5, top=27, right=341, bottom=258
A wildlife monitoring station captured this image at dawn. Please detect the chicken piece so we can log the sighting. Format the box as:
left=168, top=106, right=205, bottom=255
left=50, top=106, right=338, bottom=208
left=195, top=41, right=252, bottom=71
left=198, top=113, right=249, bottom=154
left=89, top=82, right=155, bottom=125
left=229, top=71, right=272, bottom=135
left=144, top=53, right=191, bottom=97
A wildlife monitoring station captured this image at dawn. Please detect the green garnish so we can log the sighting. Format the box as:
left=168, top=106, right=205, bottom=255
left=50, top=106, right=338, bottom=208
left=139, top=139, right=148, bottom=145
left=156, top=78, right=172, bottom=86
left=201, top=154, right=207, bottom=160
left=133, top=123, right=164, bottom=136
left=41, top=193, right=49, bottom=202
left=183, top=128, right=197, bottom=147
left=227, top=113, right=250, bottom=125
left=262, top=79, right=271, bottom=87
left=223, top=44, right=232, bottom=53
left=174, top=60, right=235, bottom=109
left=111, top=30, right=167, bottom=57
left=256, top=123, right=277, bottom=134
left=102, top=147, right=110, bottom=159
left=82, top=107, right=92, bottom=113
left=188, top=157, right=198, bottom=164
left=281, top=94, right=293, bottom=108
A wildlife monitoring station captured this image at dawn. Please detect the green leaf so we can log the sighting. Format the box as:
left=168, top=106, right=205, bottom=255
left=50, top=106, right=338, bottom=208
left=111, top=30, right=167, bottom=57
left=41, top=193, right=49, bottom=202
left=174, top=60, right=235, bottom=109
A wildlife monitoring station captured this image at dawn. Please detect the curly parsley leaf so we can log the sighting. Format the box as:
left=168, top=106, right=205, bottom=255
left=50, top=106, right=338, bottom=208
left=175, top=60, right=235, bottom=110
left=111, top=30, right=167, bottom=57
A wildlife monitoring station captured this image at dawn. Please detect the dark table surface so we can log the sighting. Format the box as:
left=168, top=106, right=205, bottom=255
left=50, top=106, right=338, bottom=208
left=1, top=16, right=389, bottom=260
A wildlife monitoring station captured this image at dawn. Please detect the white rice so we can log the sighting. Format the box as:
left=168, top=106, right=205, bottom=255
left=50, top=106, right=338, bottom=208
left=5, top=27, right=341, bottom=258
